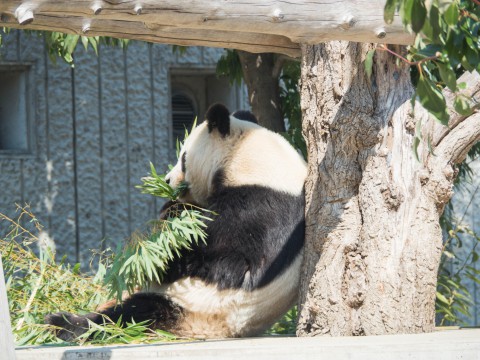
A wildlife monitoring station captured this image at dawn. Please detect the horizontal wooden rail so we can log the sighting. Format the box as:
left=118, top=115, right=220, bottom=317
left=15, top=329, right=480, bottom=360
left=0, top=0, right=414, bottom=57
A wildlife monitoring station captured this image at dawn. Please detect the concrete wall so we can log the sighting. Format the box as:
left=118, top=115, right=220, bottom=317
left=0, top=31, right=247, bottom=267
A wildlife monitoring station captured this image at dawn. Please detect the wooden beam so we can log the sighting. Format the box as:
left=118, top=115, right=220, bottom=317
left=0, top=0, right=413, bottom=57
left=0, top=257, right=16, bottom=360
left=14, top=329, right=480, bottom=360
left=0, top=14, right=301, bottom=57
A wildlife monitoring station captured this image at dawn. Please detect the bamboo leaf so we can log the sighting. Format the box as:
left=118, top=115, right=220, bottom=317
left=436, top=291, right=450, bottom=305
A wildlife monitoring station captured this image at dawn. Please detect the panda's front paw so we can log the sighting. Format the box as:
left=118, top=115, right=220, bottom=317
left=45, top=312, right=89, bottom=342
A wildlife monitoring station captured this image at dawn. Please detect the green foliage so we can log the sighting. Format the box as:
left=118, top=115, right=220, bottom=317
left=0, top=30, right=129, bottom=66
left=3, top=160, right=210, bottom=344
left=104, top=204, right=211, bottom=300
left=77, top=318, right=177, bottom=345
left=171, top=45, right=188, bottom=55
left=1, top=206, right=109, bottom=345
left=437, top=146, right=480, bottom=325
left=437, top=220, right=480, bottom=325
left=216, top=49, right=243, bottom=85
left=265, top=307, right=298, bottom=335
left=279, top=60, right=307, bottom=160
left=1, top=206, right=181, bottom=345
left=384, top=0, right=479, bottom=124
left=105, top=157, right=212, bottom=300
left=175, top=117, right=197, bottom=159
left=136, top=163, right=188, bottom=200
left=43, top=32, right=129, bottom=66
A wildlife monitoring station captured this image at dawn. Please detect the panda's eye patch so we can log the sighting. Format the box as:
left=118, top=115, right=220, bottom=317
left=181, top=152, right=187, bottom=173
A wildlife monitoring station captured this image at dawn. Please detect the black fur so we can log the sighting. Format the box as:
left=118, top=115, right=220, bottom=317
left=46, top=125, right=304, bottom=340
left=181, top=152, right=187, bottom=173
left=232, top=110, right=258, bottom=124
left=162, top=169, right=305, bottom=290
left=206, top=103, right=230, bottom=136
left=46, top=293, right=183, bottom=342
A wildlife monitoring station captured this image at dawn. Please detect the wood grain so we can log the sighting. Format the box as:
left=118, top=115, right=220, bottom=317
left=0, top=0, right=414, bottom=56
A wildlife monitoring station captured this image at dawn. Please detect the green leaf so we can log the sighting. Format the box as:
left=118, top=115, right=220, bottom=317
left=453, top=96, right=472, bottom=116
left=88, top=37, right=98, bottom=55
left=81, top=36, right=89, bottom=50
left=364, top=49, right=375, bottom=79
left=401, top=0, right=414, bottom=26
left=436, top=291, right=450, bottom=305
left=437, top=62, right=457, bottom=91
left=412, top=135, right=421, bottom=161
left=416, top=73, right=449, bottom=125
left=444, top=2, right=459, bottom=27
left=384, top=0, right=397, bottom=24
left=428, top=5, right=443, bottom=42
left=411, top=0, right=427, bottom=33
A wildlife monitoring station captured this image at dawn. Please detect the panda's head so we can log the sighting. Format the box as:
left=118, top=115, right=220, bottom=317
left=166, top=103, right=306, bottom=206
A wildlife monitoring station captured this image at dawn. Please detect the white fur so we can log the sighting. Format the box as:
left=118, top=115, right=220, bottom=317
left=162, top=113, right=306, bottom=338
left=149, top=254, right=302, bottom=338
left=167, top=117, right=307, bottom=205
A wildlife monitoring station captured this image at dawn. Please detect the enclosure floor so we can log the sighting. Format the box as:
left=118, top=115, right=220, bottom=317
left=15, top=328, right=480, bottom=360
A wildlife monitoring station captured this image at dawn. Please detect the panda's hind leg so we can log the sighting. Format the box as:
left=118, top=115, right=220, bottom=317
left=45, top=293, right=184, bottom=342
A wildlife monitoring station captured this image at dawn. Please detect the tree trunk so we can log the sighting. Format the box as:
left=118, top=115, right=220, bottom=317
left=237, top=51, right=285, bottom=132
left=297, top=41, right=480, bottom=336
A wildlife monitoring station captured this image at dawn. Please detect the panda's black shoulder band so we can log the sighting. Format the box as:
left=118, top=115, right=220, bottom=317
left=206, top=103, right=230, bottom=137
left=232, top=110, right=258, bottom=124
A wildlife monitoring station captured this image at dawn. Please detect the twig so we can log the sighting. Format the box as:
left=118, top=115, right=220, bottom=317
left=0, top=212, right=37, bottom=239
left=377, top=44, right=439, bottom=66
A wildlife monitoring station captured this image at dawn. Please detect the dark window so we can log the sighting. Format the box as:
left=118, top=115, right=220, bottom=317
left=171, top=93, right=196, bottom=145
left=0, top=65, right=31, bottom=154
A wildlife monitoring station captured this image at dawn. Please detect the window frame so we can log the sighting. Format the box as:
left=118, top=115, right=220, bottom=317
left=0, top=62, right=36, bottom=159
left=171, top=88, right=198, bottom=146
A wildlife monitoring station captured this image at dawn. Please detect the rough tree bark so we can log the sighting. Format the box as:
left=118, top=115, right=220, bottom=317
left=297, top=41, right=480, bottom=336
left=237, top=51, right=285, bottom=132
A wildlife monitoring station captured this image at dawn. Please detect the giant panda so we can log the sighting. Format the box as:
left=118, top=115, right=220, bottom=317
left=46, top=103, right=307, bottom=340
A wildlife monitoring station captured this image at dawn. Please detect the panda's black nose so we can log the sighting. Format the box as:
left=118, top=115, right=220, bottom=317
left=165, top=177, right=170, bottom=185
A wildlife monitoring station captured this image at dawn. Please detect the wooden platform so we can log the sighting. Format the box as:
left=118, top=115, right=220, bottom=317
left=15, top=329, right=480, bottom=360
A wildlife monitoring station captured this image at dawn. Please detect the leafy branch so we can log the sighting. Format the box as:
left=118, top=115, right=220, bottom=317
left=104, top=205, right=211, bottom=300
left=366, top=0, right=480, bottom=126
left=136, top=162, right=188, bottom=200
left=104, top=162, right=211, bottom=301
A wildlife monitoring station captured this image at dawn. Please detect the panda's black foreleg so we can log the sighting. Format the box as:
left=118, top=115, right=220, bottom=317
left=45, top=293, right=184, bottom=342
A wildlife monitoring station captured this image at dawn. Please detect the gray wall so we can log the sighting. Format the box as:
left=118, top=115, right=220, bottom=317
left=0, top=31, right=247, bottom=267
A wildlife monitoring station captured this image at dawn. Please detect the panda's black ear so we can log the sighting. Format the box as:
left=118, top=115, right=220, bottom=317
left=206, top=103, right=230, bottom=137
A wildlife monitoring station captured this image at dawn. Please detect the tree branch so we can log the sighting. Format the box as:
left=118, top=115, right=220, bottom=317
left=433, top=71, right=480, bottom=147
left=436, top=112, right=480, bottom=165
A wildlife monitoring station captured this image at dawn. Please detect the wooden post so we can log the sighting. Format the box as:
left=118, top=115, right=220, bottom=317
left=0, top=257, right=16, bottom=360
